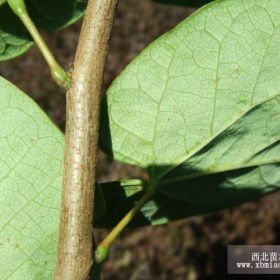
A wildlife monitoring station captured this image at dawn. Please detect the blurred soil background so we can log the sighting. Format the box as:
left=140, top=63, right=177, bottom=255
left=1, top=0, right=280, bottom=279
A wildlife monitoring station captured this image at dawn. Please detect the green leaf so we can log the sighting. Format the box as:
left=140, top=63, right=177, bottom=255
left=0, top=76, right=64, bottom=278
left=0, top=0, right=6, bottom=5
left=0, top=76, right=65, bottom=278
left=0, top=76, right=109, bottom=277
left=0, top=4, right=33, bottom=60
left=154, top=0, right=213, bottom=7
left=0, top=0, right=87, bottom=60
left=100, top=0, right=280, bottom=223
left=27, top=0, right=87, bottom=31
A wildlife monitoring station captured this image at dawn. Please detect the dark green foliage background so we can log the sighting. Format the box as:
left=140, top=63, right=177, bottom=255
left=0, top=0, right=87, bottom=60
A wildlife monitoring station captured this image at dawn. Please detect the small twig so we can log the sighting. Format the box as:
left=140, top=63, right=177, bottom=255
left=7, top=0, right=71, bottom=89
left=54, top=0, right=118, bottom=279
left=95, top=191, right=153, bottom=264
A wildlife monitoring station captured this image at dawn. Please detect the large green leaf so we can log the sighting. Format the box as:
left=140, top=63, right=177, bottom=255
left=100, top=0, right=280, bottom=221
left=0, top=0, right=87, bottom=60
left=0, top=76, right=64, bottom=278
left=0, top=76, right=111, bottom=278
left=154, top=0, right=213, bottom=7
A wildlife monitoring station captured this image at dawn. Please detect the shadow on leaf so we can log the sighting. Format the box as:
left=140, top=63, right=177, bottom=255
left=96, top=96, right=280, bottom=228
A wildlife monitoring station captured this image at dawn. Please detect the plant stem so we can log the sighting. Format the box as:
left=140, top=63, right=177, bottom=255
left=95, top=191, right=153, bottom=264
left=54, top=0, right=118, bottom=279
left=7, top=0, right=70, bottom=89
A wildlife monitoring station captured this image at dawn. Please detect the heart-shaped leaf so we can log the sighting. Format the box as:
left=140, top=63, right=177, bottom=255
left=100, top=0, right=280, bottom=220
left=0, top=0, right=87, bottom=60
left=154, top=0, right=213, bottom=7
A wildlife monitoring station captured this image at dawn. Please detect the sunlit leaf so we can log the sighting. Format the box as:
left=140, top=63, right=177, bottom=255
left=0, top=76, right=104, bottom=278
left=0, top=76, right=64, bottom=278
left=100, top=0, right=280, bottom=224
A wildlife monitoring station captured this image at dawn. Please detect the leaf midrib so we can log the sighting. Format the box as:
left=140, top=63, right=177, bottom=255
left=159, top=157, right=280, bottom=186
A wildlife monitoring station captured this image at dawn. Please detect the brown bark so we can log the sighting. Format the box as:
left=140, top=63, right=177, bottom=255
left=54, top=0, right=118, bottom=279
